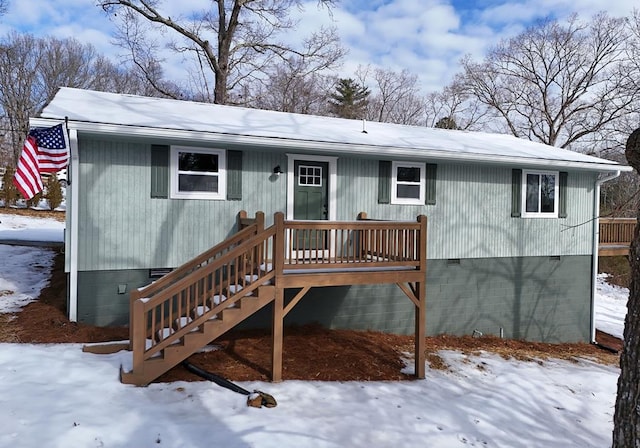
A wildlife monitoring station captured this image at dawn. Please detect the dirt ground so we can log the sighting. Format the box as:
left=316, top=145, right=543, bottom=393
left=0, top=207, right=622, bottom=384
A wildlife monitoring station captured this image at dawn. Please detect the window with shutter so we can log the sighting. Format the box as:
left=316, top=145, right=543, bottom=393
left=520, top=169, right=560, bottom=218
left=391, top=161, right=426, bottom=205
left=169, top=146, right=227, bottom=200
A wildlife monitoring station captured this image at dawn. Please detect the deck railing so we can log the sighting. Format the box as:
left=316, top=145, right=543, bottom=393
left=278, top=213, right=426, bottom=272
left=599, top=218, right=635, bottom=245
left=598, top=217, right=635, bottom=256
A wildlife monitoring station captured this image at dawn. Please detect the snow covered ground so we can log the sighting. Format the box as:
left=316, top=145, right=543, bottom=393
left=0, top=212, right=629, bottom=447
left=0, top=208, right=64, bottom=243
left=595, top=273, right=629, bottom=340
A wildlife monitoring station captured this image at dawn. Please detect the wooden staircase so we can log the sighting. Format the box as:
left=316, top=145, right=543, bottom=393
left=118, top=210, right=429, bottom=385
left=121, top=285, right=275, bottom=385
left=121, top=212, right=277, bottom=386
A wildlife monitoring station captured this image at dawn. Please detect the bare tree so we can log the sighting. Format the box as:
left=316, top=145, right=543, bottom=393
left=424, top=78, right=489, bottom=130
left=245, top=57, right=334, bottom=115
left=0, top=32, right=151, bottom=165
left=358, top=66, right=424, bottom=125
left=0, top=33, right=45, bottom=165
left=459, top=13, right=640, bottom=151
left=98, top=0, right=345, bottom=104
left=600, top=152, right=640, bottom=218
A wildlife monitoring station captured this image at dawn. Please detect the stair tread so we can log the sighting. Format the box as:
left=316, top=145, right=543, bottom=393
left=129, top=283, right=276, bottom=385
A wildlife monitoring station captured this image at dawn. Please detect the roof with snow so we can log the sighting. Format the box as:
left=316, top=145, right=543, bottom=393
left=38, top=87, right=629, bottom=172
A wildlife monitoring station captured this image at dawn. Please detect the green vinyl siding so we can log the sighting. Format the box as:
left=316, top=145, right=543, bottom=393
left=76, top=137, right=597, bottom=271
left=76, top=137, right=288, bottom=271
left=77, top=269, right=151, bottom=326
left=424, top=255, right=591, bottom=342
left=336, top=158, right=596, bottom=259
left=78, top=255, right=592, bottom=343
left=277, top=255, right=590, bottom=342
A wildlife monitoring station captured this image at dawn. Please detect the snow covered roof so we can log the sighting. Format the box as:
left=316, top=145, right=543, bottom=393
left=38, top=87, right=629, bottom=172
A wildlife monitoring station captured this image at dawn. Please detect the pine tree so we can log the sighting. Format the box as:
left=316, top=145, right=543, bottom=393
left=435, top=116, right=458, bottom=130
left=45, top=174, right=63, bottom=211
left=1, top=167, right=18, bottom=207
left=328, top=78, right=370, bottom=119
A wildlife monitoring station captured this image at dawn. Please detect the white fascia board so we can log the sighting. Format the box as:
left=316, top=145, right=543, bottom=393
left=30, top=118, right=631, bottom=173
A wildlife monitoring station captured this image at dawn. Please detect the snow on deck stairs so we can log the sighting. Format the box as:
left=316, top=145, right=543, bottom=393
left=121, top=211, right=275, bottom=386
left=121, top=286, right=275, bottom=386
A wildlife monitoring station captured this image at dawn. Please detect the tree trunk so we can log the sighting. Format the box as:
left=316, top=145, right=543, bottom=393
left=214, top=69, right=227, bottom=105
left=612, top=128, right=640, bottom=447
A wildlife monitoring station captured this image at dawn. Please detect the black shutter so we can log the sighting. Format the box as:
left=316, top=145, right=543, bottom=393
left=511, top=169, right=522, bottom=217
left=227, top=150, right=242, bottom=200
left=425, top=163, right=437, bottom=205
left=150, top=145, right=169, bottom=199
left=558, top=171, right=568, bottom=218
left=378, top=160, right=391, bottom=204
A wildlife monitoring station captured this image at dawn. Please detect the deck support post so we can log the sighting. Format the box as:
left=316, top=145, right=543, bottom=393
left=415, top=214, right=428, bottom=379
left=414, top=280, right=426, bottom=379
left=271, top=287, right=284, bottom=382
left=271, top=212, right=286, bottom=382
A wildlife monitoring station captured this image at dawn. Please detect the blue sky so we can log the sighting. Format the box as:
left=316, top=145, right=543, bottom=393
left=0, top=0, right=637, bottom=93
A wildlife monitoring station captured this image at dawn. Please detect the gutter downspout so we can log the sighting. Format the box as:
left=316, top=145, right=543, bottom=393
left=68, top=128, right=80, bottom=322
left=590, top=170, right=621, bottom=343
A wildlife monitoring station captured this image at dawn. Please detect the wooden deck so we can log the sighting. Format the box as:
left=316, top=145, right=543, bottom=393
left=117, top=211, right=427, bottom=386
left=599, top=218, right=635, bottom=257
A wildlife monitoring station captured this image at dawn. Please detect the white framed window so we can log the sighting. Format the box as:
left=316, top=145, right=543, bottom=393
left=391, top=161, right=425, bottom=205
left=521, top=170, right=558, bottom=218
left=170, top=146, right=226, bottom=200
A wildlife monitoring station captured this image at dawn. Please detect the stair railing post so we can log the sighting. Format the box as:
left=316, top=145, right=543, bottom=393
left=255, top=211, right=265, bottom=233
left=356, top=211, right=369, bottom=260
left=128, top=288, right=141, bottom=350
left=237, top=210, right=248, bottom=231
left=131, top=298, right=147, bottom=380
left=274, top=212, right=285, bottom=279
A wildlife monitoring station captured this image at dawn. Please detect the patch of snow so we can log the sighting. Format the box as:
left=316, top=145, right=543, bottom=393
left=0, top=212, right=64, bottom=243
left=0, top=343, right=619, bottom=447
left=595, top=273, right=629, bottom=339
left=0, top=245, right=55, bottom=312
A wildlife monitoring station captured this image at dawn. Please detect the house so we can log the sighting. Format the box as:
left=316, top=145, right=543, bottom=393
left=34, top=88, right=630, bottom=361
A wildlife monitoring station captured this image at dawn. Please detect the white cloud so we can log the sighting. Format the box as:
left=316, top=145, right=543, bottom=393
left=0, top=0, right=637, bottom=96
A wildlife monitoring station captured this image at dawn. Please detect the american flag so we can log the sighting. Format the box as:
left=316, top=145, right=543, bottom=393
left=13, top=123, right=70, bottom=200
